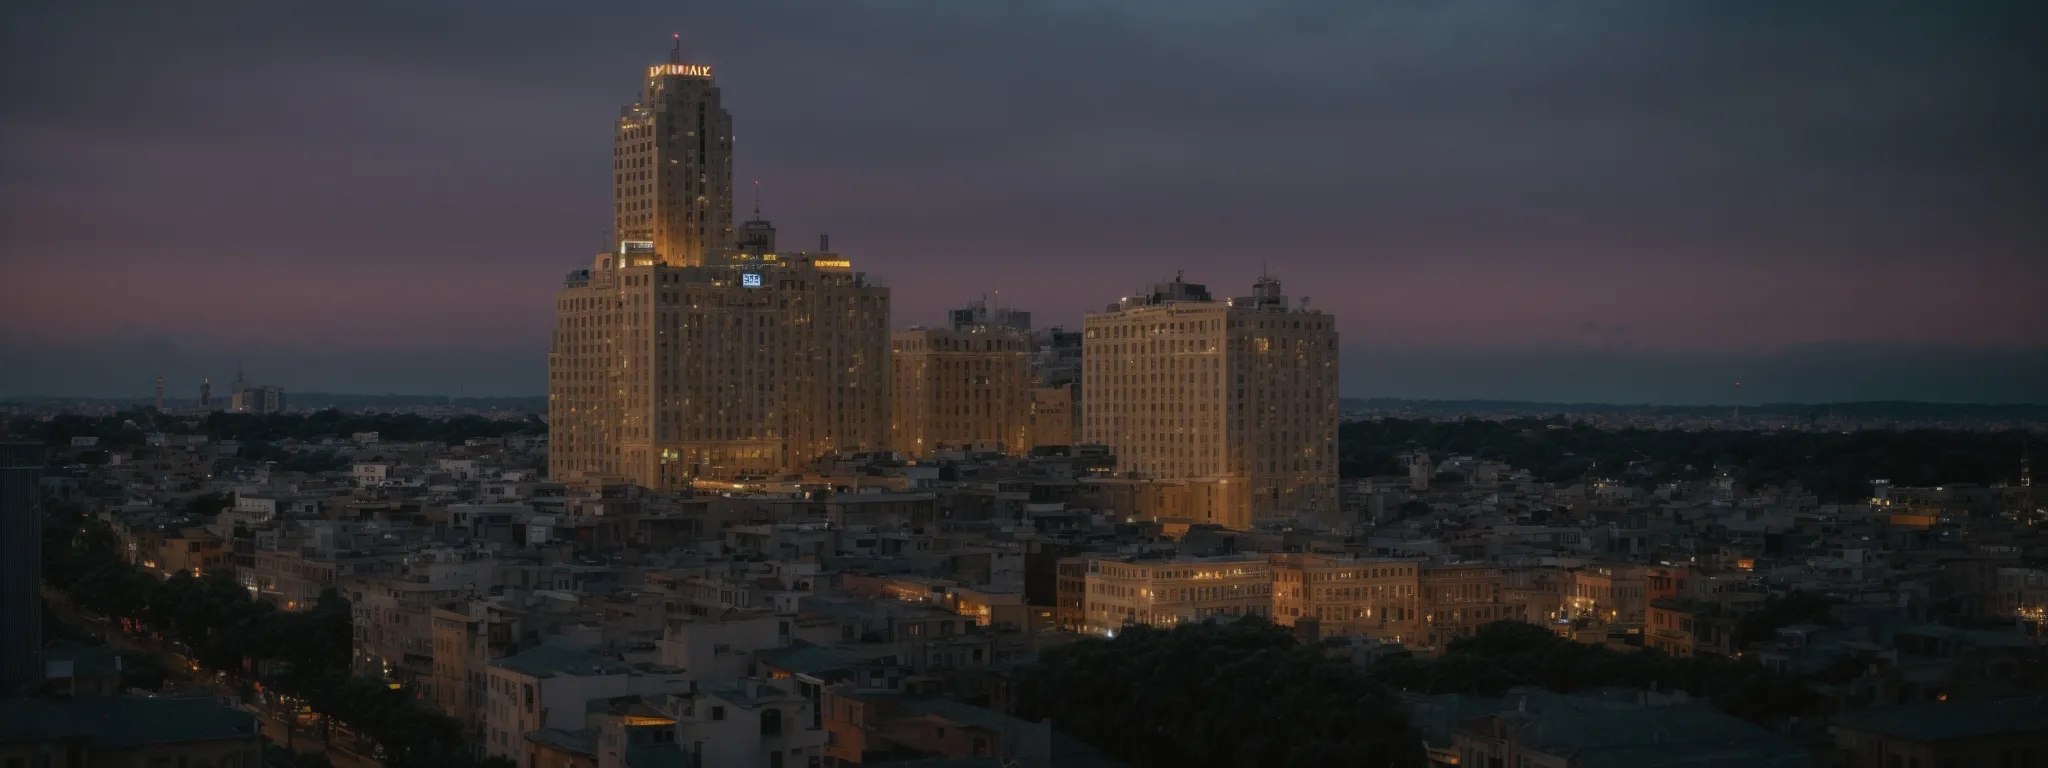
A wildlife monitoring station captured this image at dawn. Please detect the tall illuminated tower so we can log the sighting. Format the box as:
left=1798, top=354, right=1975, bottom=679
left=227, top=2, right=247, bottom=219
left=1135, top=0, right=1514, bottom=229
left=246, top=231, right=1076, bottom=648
left=613, top=36, right=736, bottom=267
left=551, top=46, right=891, bottom=489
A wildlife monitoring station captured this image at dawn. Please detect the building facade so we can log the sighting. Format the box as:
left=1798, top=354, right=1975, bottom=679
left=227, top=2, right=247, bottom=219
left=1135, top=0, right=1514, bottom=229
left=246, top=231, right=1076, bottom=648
left=1077, top=554, right=1272, bottom=635
left=1081, top=275, right=1338, bottom=527
left=1029, top=384, right=1079, bottom=448
left=613, top=44, right=734, bottom=267
left=891, top=326, right=1032, bottom=457
left=549, top=247, right=890, bottom=487
left=1271, top=554, right=1423, bottom=644
left=1419, top=563, right=1510, bottom=650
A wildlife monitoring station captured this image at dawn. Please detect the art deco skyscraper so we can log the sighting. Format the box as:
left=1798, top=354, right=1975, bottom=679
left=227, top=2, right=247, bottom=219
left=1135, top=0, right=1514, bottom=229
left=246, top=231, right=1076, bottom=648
left=551, top=50, right=890, bottom=489
left=613, top=38, right=735, bottom=266
left=1082, top=274, right=1338, bottom=528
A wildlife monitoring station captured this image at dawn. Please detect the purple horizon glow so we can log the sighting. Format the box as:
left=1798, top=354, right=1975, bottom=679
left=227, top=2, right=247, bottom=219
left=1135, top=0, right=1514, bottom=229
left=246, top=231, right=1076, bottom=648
left=2, top=1, right=2044, bottom=401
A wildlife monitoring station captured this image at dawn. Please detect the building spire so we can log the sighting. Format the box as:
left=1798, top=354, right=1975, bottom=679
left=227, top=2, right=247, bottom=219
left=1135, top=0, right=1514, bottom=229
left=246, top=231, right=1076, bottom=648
left=669, top=33, right=682, bottom=64
left=753, top=179, right=761, bottom=220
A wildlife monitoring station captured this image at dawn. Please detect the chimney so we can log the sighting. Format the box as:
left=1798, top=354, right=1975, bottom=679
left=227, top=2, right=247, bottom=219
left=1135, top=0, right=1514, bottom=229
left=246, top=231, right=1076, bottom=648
left=819, top=234, right=829, bottom=252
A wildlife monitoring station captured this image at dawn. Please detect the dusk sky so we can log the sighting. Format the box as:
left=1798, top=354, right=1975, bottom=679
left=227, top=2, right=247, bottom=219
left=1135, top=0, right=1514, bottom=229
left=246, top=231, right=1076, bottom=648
left=3, top=1, right=2044, bottom=403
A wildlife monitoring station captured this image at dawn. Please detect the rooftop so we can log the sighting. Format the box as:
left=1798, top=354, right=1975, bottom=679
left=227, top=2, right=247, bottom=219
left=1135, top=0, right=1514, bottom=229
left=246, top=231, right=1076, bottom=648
left=757, top=641, right=865, bottom=676
left=1837, top=694, right=2048, bottom=742
left=0, top=696, right=260, bottom=748
left=491, top=644, right=637, bottom=679
left=525, top=727, right=596, bottom=756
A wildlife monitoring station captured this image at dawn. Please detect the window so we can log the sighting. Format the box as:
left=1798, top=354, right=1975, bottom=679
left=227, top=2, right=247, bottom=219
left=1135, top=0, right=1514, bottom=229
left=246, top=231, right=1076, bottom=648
left=710, top=706, right=726, bottom=721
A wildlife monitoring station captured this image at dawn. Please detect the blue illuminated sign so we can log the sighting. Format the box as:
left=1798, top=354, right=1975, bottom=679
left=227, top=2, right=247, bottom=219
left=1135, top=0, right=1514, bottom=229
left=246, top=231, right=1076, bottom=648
left=742, top=273, right=763, bottom=287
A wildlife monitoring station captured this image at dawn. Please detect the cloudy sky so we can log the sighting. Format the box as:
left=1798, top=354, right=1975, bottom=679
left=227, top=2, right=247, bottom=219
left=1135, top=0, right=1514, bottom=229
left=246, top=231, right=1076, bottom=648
left=2, top=0, right=2044, bottom=402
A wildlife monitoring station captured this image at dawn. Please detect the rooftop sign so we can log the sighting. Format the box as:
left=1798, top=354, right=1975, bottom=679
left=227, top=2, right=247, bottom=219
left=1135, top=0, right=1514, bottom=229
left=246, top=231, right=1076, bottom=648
left=649, top=64, right=712, bottom=78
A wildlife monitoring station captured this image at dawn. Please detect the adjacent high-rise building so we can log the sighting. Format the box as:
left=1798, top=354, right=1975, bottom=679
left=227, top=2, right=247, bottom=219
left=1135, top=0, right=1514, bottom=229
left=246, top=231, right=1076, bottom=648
left=1028, top=326, right=1085, bottom=449
left=0, top=442, right=43, bottom=695
left=949, top=298, right=1030, bottom=334
left=613, top=39, right=735, bottom=266
left=891, top=324, right=1032, bottom=457
left=1082, top=274, right=1338, bottom=528
left=1030, top=326, right=1083, bottom=387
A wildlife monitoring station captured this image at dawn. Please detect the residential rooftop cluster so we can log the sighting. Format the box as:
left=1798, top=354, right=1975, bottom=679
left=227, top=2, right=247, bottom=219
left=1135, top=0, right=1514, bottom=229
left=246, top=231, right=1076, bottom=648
left=6, top=418, right=2042, bottom=766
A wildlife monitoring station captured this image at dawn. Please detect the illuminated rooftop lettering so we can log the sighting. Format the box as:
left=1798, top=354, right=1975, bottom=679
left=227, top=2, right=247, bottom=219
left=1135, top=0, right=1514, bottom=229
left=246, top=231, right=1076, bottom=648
left=649, top=64, right=713, bottom=78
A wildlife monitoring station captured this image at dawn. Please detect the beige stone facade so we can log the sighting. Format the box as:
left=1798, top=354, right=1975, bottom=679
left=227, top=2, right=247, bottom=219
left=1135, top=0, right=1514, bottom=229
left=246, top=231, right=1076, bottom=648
left=1029, top=384, right=1079, bottom=448
left=1077, top=554, right=1273, bottom=635
left=1078, top=476, right=1252, bottom=529
left=1271, top=554, right=1424, bottom=644
left=613, top=57, right=734, bottom=267
left=890, top=327, right=1032, bottom=457
left=1420, top=563, right=1511, bottom=650
left=1058, top=553, right=1534, bottom=652
left=1081, top=276, right=1338, bottom=528
left=549, top=250, right=890, bottom=488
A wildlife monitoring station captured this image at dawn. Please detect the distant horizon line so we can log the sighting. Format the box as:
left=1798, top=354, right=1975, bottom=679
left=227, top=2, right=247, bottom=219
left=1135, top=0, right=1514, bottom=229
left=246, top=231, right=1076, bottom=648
left=6, top=393, right=2044, bottom=410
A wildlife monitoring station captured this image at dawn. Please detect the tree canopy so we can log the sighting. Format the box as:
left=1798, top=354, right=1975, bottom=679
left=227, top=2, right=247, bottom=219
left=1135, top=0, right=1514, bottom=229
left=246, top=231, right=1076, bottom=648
left=5, top=408, right=542, bottom=450
left=1339, top=418, right=2039, bottom=502
left=1015, top=618, right=1424, bottom=768
left=1368, top=620, right=1819, bottom=724
left=39, top=498, right=503, bottom=768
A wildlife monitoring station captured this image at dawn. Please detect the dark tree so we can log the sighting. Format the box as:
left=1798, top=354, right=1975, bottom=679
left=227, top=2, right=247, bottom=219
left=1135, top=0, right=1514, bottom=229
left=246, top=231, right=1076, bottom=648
left=1016, top=618, right=1423, bottom=767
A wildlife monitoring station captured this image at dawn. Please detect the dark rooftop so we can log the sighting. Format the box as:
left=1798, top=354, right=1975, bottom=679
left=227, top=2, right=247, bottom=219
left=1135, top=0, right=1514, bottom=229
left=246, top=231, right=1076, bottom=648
left=0, top=696, right=260, bottom=748
left=1837, top=694, right=2048, bottom=742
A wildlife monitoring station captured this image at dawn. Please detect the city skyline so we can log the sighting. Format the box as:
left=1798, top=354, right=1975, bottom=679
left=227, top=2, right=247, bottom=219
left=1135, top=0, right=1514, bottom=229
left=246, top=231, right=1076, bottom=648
left=3, top=1, right=2045, bottom=403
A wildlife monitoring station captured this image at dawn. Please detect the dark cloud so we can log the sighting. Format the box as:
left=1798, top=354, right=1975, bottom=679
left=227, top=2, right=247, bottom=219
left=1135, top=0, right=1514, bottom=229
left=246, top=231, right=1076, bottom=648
left=2, top=0, right=2044, bottom=400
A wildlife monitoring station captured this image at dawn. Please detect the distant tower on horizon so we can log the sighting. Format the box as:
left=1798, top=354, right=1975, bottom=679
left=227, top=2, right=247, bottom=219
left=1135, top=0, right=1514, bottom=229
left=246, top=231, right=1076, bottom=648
left=612, top=34, right=735, bottom=266
left=155, top=375, right=165, bottom=411
left=200, top=378, right=212, bottom=408
left=2024, top=442, right=2034, bottom=488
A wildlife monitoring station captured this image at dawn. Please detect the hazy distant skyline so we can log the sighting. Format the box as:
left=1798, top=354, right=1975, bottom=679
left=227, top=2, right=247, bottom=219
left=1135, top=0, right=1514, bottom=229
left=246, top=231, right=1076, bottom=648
left=3, top=1, right=2044, bottom=402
